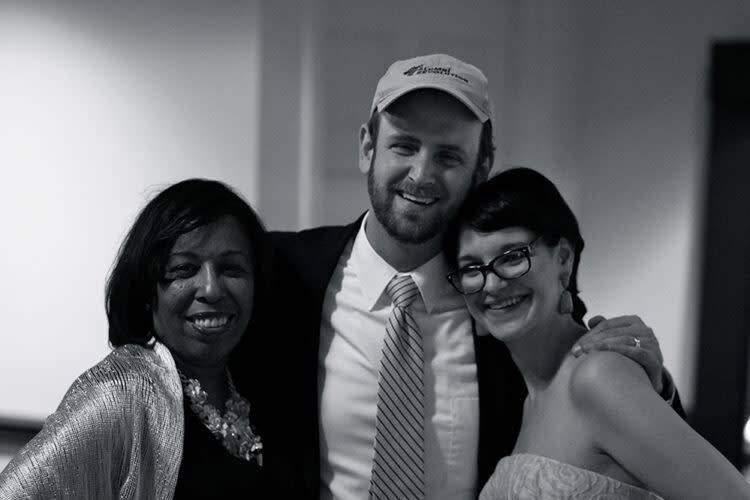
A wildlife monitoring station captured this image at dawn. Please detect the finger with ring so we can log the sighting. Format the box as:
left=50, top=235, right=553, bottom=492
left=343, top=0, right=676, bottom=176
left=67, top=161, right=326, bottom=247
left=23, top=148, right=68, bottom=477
left=632, top=336, right=641, bottom=349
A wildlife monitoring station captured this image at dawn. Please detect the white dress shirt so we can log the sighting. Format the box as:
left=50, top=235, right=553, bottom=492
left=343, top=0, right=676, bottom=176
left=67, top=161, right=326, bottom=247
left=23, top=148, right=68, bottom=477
left=318, top=215, right=479, bottom=500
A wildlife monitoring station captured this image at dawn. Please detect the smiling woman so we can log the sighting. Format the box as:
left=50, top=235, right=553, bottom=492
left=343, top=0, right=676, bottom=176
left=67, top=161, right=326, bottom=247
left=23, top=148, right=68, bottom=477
left=152, top=216, right=255, bottom=401
left=449, top=168, right=750, bottom=500
left=0, top=179, right=302, bottom=499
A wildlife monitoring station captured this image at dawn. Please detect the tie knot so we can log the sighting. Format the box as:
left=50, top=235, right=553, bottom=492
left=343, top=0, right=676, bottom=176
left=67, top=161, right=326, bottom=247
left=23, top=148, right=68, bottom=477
left=386, top=274, right=419, bottom=308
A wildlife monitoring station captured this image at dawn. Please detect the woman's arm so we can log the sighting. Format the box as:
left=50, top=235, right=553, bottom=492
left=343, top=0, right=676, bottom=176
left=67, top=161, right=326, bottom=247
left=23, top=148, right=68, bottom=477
left=0, top=378, right=134, bottom=499
left=571, top=351, right=750, bottom=500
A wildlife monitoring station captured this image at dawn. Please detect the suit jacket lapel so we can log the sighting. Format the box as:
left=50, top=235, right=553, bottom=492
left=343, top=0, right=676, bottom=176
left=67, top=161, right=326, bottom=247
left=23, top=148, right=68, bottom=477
left=269, top=215, right=364, bottom=498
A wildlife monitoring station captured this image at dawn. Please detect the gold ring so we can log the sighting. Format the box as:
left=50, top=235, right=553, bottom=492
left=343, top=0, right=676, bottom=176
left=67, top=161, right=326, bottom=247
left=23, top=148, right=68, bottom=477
left=633, top=337, right=641, bottom=349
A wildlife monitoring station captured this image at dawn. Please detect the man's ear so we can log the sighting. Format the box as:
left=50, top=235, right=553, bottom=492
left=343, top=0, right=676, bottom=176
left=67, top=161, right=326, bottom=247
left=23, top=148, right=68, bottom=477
left=359, top=123, right=374, bottom=174
left=473, top=156, right=491, bottom=187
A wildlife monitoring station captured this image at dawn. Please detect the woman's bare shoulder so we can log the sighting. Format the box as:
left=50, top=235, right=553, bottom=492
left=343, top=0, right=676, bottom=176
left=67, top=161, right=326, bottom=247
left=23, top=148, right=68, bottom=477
left=568, top=351, right=653, bottom=414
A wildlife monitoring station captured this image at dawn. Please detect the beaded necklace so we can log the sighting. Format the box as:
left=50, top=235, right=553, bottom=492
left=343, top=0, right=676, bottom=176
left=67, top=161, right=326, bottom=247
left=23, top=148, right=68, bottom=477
left=178, top=368, right=263, bottom=465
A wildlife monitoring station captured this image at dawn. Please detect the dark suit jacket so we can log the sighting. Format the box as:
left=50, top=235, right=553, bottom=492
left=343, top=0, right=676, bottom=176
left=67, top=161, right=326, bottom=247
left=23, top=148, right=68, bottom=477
left=267, top=217, right=525, bottom=498
left=265, top=217, right=685, bottom=499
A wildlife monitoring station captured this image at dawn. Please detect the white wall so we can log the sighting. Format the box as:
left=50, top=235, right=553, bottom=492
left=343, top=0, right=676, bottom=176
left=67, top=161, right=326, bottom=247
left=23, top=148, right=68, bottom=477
left=0, top=0, right=261, bottom=420
left=571, top=0, right=750, bottom=408
left=502, top=1, right=583, bottom=208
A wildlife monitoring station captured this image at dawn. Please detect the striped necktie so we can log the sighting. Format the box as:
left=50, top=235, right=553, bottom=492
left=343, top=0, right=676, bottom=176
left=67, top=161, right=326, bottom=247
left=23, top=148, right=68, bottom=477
left=369, top=274, right=425, bottom=499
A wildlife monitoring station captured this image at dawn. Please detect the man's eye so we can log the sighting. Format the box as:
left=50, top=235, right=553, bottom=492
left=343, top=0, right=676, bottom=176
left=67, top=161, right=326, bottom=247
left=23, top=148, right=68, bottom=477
left=391, top=143, right=416, bottom=155
left=438, top=152, right=462, bottom=166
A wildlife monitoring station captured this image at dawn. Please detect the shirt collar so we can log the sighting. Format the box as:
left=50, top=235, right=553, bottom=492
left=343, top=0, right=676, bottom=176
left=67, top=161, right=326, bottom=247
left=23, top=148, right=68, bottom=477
left=352, top=212, right=465, bottom=314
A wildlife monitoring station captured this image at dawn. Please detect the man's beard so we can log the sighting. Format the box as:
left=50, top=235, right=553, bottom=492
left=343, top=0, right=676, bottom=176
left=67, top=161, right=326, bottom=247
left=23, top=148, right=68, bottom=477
left=367, top=166, right=453, bottom=245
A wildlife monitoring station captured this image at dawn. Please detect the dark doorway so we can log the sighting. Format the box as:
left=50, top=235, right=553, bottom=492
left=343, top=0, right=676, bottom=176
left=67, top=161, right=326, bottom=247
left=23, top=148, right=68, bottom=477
left=690, top=41, right=750, bottom=470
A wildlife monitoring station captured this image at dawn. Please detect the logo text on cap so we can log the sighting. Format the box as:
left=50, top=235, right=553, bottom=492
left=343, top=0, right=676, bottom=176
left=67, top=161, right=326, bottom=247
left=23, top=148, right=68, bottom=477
left=402, top=64, right=469, bottom=84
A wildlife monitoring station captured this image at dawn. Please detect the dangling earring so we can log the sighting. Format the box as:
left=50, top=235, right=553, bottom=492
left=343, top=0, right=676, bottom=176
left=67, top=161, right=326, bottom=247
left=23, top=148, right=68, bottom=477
left=558, top=289, right=573, bottom=315
left=558, top=274, right=573, bottom=315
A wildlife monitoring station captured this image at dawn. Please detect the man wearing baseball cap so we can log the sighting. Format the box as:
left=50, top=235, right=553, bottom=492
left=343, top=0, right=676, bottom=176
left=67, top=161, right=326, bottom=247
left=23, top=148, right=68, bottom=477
left=268, top=54, right=680, bottom=499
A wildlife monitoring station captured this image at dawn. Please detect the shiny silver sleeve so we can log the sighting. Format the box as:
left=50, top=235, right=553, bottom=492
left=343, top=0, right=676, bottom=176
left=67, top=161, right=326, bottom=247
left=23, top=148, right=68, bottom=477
left=0, top=347, right=184, bottom=500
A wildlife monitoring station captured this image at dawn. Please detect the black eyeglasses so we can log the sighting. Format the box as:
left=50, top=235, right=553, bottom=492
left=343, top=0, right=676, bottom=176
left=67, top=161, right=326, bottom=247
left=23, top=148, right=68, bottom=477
left=447, top=236, right=542, bottom=295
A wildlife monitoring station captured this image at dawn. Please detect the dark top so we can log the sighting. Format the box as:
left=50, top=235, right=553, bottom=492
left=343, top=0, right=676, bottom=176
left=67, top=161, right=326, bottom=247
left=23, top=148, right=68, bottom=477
left=174, top=400, right=268, bottom=498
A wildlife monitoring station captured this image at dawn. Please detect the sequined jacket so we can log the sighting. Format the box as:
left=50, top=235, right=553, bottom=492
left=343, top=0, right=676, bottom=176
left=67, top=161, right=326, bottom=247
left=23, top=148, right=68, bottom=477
left=0, top=341, right=184, bottom=500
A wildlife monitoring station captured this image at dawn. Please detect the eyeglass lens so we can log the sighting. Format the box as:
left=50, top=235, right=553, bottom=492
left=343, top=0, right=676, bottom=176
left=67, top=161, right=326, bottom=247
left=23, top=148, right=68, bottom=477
left=457, top=249, right=530, bottom=293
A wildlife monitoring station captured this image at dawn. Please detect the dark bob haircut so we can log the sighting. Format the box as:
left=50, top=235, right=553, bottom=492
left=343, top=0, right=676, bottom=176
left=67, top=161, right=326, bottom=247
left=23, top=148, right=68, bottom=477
left=450, top=167, right=588, bottom=325
left=105, top=178, right=268, bottom=347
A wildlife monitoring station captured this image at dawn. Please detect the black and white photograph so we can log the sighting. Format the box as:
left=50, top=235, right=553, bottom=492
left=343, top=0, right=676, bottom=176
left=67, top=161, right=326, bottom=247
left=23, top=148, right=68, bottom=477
left=1, top=1, right=749, bottom=498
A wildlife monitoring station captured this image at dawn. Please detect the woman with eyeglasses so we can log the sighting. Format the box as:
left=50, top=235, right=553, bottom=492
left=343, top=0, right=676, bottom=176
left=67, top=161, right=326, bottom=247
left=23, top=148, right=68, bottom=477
left=448, top=168, right=750, bottom=499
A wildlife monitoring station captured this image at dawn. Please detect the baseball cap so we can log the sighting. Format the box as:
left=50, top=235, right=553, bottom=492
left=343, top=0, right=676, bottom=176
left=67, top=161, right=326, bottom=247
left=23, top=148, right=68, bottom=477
left=370, top=53, right=494, bottom=124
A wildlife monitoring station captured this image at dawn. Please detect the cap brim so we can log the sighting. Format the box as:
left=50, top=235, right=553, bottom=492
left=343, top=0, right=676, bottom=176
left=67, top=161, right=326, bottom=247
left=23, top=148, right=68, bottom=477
left=372, top=82, right=490, bottom=123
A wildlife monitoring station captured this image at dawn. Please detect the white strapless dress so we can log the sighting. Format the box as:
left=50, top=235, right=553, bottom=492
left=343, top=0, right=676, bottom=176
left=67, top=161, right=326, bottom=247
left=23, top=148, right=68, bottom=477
left=479, top=453, right=663, bottom=500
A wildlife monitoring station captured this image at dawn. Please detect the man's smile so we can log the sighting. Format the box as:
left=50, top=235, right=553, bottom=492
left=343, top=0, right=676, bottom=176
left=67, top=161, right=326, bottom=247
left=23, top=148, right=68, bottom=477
left=397, top=190, right=438, bottom=206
